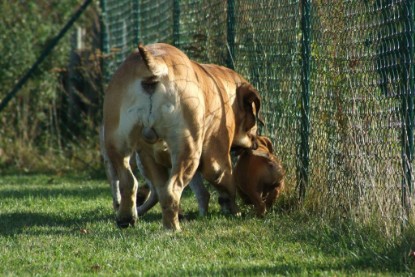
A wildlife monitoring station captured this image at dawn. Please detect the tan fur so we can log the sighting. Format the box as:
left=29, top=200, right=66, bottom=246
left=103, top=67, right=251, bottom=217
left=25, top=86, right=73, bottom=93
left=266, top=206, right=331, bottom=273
left=234, top=136, right=285, bottom=217
left=103, top=43, right=261, bottom=230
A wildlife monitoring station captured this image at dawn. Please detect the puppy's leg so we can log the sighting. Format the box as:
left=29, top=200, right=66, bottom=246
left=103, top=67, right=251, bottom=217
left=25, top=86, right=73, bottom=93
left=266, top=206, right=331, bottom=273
left=237, top=186, right=253, bottom=205
left=189, top=172, right=210, bottom=216
left=135, top=151, right=170, bottom=216
left=265, top=187, right=279, bottom=210
left=135, top=152, right=159, bottom=216
left=251, top=193, right=267, bottom=218
left=265, top=180, right=284, bottom=210
left=239, top=183, right=266, bottom=217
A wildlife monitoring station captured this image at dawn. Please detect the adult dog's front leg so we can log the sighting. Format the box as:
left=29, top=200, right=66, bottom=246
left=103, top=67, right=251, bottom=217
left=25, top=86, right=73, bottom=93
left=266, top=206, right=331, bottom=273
left=201, top=141, right=240, bottom=216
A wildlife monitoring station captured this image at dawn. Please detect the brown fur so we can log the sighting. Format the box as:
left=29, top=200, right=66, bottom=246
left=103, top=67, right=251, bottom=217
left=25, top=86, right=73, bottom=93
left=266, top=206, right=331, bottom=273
left=234, top=136, right=285, bottom=217
left=103, top=43, right=262, bottom=230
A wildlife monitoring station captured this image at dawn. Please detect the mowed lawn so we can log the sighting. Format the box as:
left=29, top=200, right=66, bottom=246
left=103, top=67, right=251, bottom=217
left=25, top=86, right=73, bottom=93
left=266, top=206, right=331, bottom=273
left=0, top=174, right=413, bottom=276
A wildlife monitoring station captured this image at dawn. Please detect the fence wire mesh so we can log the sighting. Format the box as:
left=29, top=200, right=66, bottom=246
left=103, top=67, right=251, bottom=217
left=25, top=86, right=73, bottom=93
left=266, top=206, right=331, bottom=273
left=307, top=0, right=413, bottom=226
left=101, top=0, right=415, bottom=226
left=1, top=0, right=413, bottom=228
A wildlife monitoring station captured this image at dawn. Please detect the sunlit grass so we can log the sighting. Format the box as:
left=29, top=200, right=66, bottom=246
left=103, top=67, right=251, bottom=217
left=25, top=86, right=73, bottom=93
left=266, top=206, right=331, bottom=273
left=0, top=174, right=413, bottom=276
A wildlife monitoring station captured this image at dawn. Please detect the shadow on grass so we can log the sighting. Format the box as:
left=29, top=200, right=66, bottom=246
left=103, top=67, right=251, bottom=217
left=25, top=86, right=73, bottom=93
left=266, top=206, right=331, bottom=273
left=268, top=216, right=414, bottom=274
left=178, top=263, right=389, bottom=276
left=0, top=209, right=113, bottom=236
left=0, top=181, right=115, bottom=236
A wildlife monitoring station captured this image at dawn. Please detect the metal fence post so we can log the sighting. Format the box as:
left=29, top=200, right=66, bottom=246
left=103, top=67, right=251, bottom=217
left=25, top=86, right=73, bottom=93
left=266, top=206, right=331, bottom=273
left=401, top=0, right=415, bottom=219
left=299, top=0, right=311, bottom=201
left=100, top=0, right=110, bottom=82
left=173, top=0, right=180, bottom=47
left=227, top=0, right=235, bottom=70
left=132, top=0, right=140, bottom=45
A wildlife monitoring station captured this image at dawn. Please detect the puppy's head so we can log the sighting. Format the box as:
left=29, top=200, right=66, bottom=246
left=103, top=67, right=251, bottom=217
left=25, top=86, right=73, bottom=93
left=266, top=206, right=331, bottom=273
left=233, top=83, right=263, bottom=150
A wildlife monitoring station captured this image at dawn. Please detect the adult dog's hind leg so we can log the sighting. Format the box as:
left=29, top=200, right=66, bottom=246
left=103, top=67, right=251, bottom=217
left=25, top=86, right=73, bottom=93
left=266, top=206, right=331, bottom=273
left=106, top=146, right=138, bottom=228
left=99, top=125, right=121, bottom=210
left=158, top=139, right=202, bottom=230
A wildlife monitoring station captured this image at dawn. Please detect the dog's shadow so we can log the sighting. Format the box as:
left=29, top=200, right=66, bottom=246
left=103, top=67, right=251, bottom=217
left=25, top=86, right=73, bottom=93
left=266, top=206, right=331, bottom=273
left=138, top=209, right=210, bottom=223
left=0, top=209, right=112, bottom=236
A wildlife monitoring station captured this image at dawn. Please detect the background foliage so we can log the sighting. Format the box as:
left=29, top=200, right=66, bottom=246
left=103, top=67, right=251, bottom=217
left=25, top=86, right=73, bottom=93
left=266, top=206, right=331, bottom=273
left=0, top=1, right=102, bottom=173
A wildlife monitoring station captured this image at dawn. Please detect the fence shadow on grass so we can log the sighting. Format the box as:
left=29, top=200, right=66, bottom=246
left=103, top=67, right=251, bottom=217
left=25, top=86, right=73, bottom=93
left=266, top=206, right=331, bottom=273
left=179, top=263, right=393, bottom=276
left=267, top=217, right=413, bottom=274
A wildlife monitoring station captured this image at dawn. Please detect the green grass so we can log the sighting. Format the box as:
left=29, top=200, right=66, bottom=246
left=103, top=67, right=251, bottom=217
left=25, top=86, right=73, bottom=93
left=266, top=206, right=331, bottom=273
left=0, top=174, right=414, bottom=276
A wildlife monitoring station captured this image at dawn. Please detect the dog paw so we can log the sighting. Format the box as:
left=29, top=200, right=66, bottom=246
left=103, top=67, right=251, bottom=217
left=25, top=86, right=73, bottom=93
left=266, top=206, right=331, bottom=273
left=255, top=208, right=267, bottom=218
left=116, top=217, right=136, bottom=228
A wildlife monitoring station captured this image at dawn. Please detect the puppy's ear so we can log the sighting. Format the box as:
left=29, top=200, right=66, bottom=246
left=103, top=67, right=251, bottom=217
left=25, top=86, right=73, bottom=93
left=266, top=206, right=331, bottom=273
left=262, top=136, right=274, bottom=153
left=237, top=83, right=263, bottom=128
left=138, top=43, right=166, bottom=76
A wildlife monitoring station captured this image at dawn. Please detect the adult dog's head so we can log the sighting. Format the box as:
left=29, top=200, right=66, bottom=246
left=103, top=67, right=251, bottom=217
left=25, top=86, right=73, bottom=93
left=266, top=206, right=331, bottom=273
left=233, top=83, right=263, bottom=150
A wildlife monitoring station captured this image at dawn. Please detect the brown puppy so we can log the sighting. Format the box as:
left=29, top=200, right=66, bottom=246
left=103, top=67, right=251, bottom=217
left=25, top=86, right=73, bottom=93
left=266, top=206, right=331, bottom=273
left=234, top=136, right=285, bottom=217
left=103, top=43, right=262, bottom=230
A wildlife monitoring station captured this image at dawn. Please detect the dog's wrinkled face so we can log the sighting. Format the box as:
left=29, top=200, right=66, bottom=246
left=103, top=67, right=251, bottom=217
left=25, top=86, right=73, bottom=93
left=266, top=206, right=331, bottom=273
left=233, top=83, right=263, bottom=150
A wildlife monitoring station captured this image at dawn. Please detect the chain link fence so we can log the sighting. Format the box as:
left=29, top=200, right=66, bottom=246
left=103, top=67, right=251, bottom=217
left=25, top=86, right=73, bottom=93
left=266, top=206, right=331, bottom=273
left=101, top=0, right=414, bottom=227
left=1, top=1, right=413, bottom=228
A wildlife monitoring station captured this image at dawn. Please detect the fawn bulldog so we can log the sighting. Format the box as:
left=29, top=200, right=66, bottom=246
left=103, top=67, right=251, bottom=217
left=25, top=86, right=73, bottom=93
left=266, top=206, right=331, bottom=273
left=100, top=125, right=210, bottom=217
left=102, top=43, right=262, bottom=230
left=234, top=136, right=285, bottom=217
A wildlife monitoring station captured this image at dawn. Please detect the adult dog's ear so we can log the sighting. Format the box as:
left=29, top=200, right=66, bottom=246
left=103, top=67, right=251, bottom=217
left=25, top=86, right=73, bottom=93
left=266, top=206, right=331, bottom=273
left=138, top=43, right=167, bottom=76
left=237, top=83, right=264, bottom=129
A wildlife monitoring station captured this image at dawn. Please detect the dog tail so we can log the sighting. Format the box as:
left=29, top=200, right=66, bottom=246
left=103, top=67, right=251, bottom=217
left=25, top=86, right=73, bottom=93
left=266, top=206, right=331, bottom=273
left=138, top=43, right=167, bottom=76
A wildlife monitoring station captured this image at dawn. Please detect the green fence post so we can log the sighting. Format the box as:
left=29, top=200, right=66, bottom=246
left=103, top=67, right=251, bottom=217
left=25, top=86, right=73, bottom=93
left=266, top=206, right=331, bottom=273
left=100, top=0, right=110, bottom=82
left=299, top=0, right=311, bottom=201
left=227, top=0, right=235, bottom=69
left=173, top=0, right=180, bottom=47
left=132, top=0, right=140, bottom=45
left=402, top=0, right=415, bottom=219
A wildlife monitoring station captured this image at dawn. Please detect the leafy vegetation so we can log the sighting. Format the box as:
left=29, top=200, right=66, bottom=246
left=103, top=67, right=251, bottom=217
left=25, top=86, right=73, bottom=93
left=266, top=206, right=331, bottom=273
left=0, top=1, right=102, bottom=173
left=1, top=3, right=414, bottom=273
